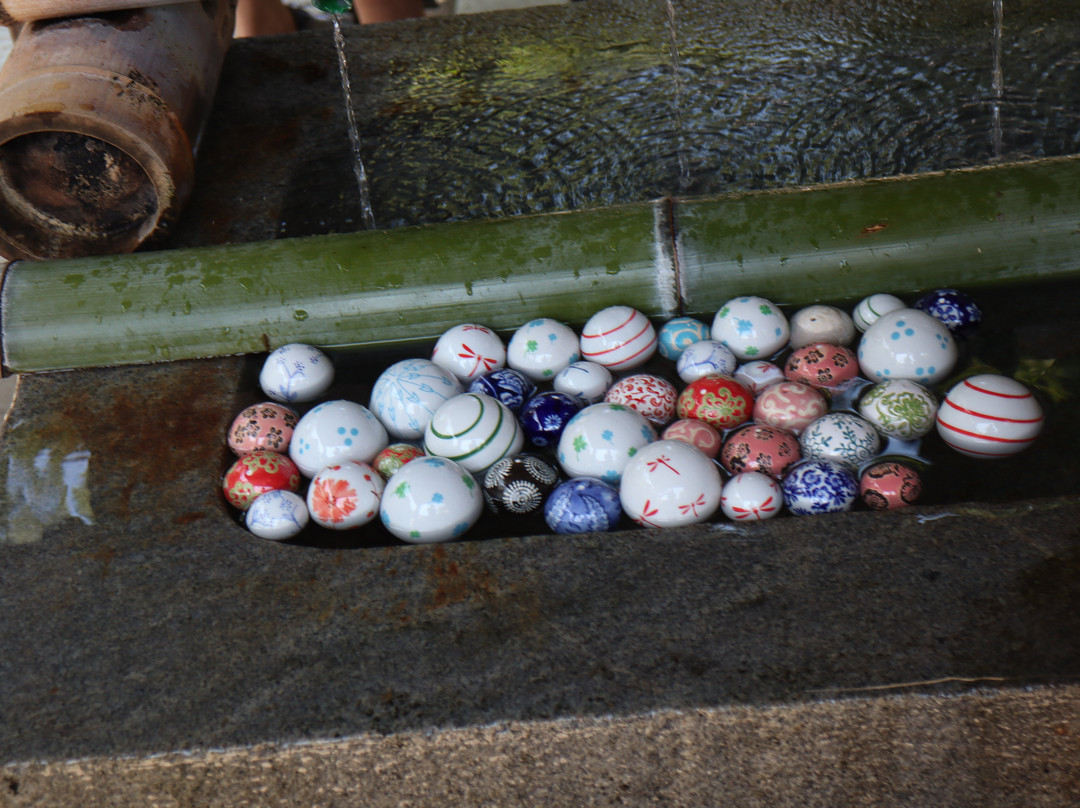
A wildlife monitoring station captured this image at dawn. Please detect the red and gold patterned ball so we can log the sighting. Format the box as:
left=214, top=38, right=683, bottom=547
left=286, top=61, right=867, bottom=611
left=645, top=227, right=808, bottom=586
left=720, top=423, right=802, bottom=479
left=223, top=450, right=302, bottom=510
left=675, top=374, right=754, bottom=431
left=859, top=461, right=922, bottom=510
left=373, top=443, right=425, bottom=480
left=784, top=342, right=859, bottom=390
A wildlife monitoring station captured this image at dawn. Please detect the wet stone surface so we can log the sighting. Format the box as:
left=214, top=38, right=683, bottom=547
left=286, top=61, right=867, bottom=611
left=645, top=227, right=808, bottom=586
left=164, top=0, right=1080, bottom=247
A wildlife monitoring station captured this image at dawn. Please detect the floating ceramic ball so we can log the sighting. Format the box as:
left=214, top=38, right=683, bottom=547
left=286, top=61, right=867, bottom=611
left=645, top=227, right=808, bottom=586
left=752, top=381, right=828, bottom=434
left=720, top=472, right=783, bottom=521
left=552, top=361, right=613, bottom=404
left=860, top=461, right=922, bottom=510
left=557, top=402, right=657, bottom=484
left=482, top=454, right=561, bottom=515
left=259, top=343, right=335, bottom=403
left=370, top=358, right=463, bottom=440
left=380, top=457, right=484, bottom=543
left=936, top=374, right=1044, bottom=459
left=432, top=323, right=506, bottom=382
left=661, top=418, right=722, bottom=458
left=711, top=296, right=789, bottom=360
left=372, top=443, right=424, bottom=480
left=782, top=460, right=859, bottom=516
left=657, top=316, right=711, bottom=360
left=223, top=450, right=302, bottom=511
left=620, top=440, right=723, bottom=528
left=579, top=305, right=658, bottom=371
left=423, top=393, right=524, bottom=473
left=799, top=412, right=881, bottom=471
left=544, top=477, right=622, bottom=534
left=858, top=308, right=957, bottom=385
left=734, top=361, right=785, bottom=395
left=506, top=318, right=580, bottom=381
left=789, top=305, right=856, bottom=348
left=852, top=293, right=905, bottom=332
left=858, top=379, right=938, bottom=440
left=676, top=340, right=738, bottom=384
left=227, top=402, right=299, bottom=456
left=289, top=400, right=389, bottom=478
left=720, top=423, right=801, bottom=479
left=245, top=490, right=309, bottom=541
left=675, top=374, right=754, bottom=431
left=468, top=368, right=536, bottom=414
left=784, top=343, right=859, bottom=390
left=604, top=373, right=678, bottom=426
left=307, top=461, right=385, bottom=530
left=518, top=391, right=585, bottom=448
left=914, top=288, right=982, bottom=334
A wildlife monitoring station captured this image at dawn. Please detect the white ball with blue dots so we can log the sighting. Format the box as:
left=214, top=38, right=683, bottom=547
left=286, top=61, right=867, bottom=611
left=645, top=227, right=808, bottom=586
left=288, top=399, right=389, bottom=478
left=858, top=308, right=957, bottom=386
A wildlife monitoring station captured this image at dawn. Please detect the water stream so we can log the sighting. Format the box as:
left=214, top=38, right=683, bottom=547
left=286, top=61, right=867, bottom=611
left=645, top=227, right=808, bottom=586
left=331, top=16, right=377, bottom=230
left=663, top=0, right=691, bottom=190
left=991, top=0, right=1004, bottom=159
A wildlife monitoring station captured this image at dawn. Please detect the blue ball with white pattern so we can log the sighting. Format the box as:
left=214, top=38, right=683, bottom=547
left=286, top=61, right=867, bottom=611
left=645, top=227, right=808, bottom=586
left=519, top=391, right=585, bottom=447
left=781, top=460, right=858, bottom=516
left=914, top=288, right=982, bottom=335
left=468, top=367, right=536, bottom=414
left=544, top=477, right=623, bottom=534
left=658, top=316, right=711, bottom=361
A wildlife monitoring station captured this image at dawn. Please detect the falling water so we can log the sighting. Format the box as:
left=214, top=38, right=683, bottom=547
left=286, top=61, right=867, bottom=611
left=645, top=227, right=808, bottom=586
left=331, top=16, right=377, bottom=229
left=663, top=0, right=691, bottom=190
left=991, top=0, right=1004, bottom=159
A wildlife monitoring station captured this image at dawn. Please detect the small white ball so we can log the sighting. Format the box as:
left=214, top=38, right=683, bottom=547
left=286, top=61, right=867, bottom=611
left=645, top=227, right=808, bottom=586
left=245, top=490, right=309, bottom=540
left=789, top=305, right=856, bottom=348
left=720, top=472, right=783, bottom=521
left=579, top=306, right=658, bottom=371
left=307, top=461, right=384, bottom=530
left=432, top=324, right=506, bottom=382
left=553, top=361, right=613, bottom=403
left=711, top=296, right=789, bottom=360
left=852, top=293, right=905, bottom=332
left=259, top=343, right=334, bottom=403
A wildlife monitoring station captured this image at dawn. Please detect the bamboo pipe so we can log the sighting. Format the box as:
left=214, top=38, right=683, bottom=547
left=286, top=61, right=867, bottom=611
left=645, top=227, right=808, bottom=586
left=0, top=1, right=235, bottom=260
left=3, top=156, right=1080, bottom=374
left=0, top=0, right=200, bottom=25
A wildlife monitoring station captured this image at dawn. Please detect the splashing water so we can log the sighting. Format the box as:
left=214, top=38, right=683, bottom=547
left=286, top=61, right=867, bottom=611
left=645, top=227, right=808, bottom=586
left=331, top=15, right=377, bottom=229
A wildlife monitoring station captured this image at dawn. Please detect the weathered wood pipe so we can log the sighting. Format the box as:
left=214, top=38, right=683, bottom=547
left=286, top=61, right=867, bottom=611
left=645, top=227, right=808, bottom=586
left=0, top=0, right=235, bottom=260
left=3, top=156, right=1080, bottom=375
left=0, top=0, right=200, bottom=24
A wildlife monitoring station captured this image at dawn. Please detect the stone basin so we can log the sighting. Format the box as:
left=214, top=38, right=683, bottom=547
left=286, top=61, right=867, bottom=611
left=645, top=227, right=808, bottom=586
left=2, top=1, right=1079, bottom=804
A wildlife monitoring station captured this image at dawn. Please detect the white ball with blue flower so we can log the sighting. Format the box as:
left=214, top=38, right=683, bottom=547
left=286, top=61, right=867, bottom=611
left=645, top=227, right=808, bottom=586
left=556, top=402, right=657, bottom=485
left=782, top=460, right=858, bottom=515
left=380, top=456, right=484, bottom=543
left=507, top=318, right=581, bottom=382
left=711, top=296, right=790, bottom=360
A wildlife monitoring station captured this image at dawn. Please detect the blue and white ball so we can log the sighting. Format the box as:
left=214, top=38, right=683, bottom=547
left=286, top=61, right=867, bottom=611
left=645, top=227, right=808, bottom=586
left=553, top=361, right=613, bottom=403
left=245, top=490, right=309, bottom=540
left=519, top=391, right=585, bottom=448
left=914, top=288, right=982, bottom=335
left=259, top=343, right=334, bottom=404
left=676, top=340, right=737, bottom=384
left=544, top=477, right=622, bottom=534
left=370, top=358, right=463, bottom=440
left=657, top=316, right=711, bottom=361
left=289, top=399, right=389, bottom=478
left=468, top=368, right=536, bottom=414
left=507, top=318, right=581, bottom=381
left=858, top=308, right=958, bottom=386
left=712, top=296, right=789, bottom=360
left=380, top=456, right=484, bottom=543
left=782, top=460, right=859, bottom=516
left=557, top=402, right=657, bottom=485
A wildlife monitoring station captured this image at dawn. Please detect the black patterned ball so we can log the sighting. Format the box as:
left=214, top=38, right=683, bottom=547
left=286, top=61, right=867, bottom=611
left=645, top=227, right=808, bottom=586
left=482, top=454, right=561, bottom=515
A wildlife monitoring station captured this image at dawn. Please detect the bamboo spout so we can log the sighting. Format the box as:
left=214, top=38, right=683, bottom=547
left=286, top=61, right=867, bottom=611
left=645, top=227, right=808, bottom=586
left=0, top=0, right=200, bottom=25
